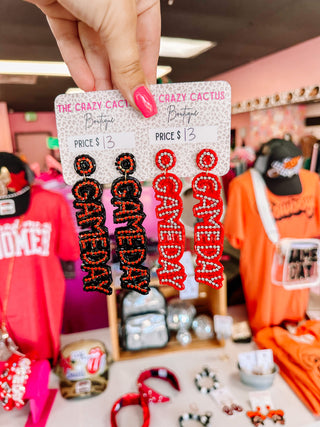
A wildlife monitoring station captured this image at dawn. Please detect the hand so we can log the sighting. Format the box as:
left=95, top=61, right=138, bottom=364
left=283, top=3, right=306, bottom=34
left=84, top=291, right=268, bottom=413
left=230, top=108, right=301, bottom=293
left=24, top=0, right=160, bottom=117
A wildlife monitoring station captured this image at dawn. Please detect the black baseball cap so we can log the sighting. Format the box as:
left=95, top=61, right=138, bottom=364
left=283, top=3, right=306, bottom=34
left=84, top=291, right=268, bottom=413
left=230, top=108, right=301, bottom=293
left=254, top=139, right=303, bottom=196
left=0, top=152, right=32, bottom=218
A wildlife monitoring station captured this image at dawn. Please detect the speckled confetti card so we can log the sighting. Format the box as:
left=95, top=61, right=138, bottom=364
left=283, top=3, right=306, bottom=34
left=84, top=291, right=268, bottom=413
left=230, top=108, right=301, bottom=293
left=55, top=81, right=231, bottom=185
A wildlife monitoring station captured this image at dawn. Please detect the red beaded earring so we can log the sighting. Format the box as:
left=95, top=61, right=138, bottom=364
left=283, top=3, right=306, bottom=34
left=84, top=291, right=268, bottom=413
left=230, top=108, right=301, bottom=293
left=153, top=149, right=186, bottom=290
left=192, top=149, right=224, bottom=289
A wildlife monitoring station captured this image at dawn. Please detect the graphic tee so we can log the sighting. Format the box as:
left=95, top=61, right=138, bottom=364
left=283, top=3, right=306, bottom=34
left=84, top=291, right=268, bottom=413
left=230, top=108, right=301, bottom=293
left=0, top=185, right=79, bottom=361
left=224, top=169, right=320, bottom=333
left=255, top=320, right=320, bottom=415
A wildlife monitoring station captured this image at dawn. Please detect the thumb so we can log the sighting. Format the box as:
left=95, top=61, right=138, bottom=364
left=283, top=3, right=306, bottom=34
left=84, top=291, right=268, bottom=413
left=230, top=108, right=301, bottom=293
left=99, top=0, right=157, bottom=118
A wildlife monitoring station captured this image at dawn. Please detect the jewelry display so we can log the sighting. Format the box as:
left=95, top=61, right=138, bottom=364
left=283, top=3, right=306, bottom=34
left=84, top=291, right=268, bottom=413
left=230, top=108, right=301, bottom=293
left=0, top=353, right=33, bottom=411
left=111, top=153, right=150, bottom=294
left=72, top=154, right=113, bottom=295
left=152, top=149, right=186, bottom=290
left=192, top=149, right=224, bottom=289
left=178, top=412, right=212, bottom=426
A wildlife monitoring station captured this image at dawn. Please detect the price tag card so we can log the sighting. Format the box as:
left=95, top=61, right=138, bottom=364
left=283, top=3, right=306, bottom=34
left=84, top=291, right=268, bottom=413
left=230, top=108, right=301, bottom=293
left=255, top=349, right=274, bottom=374
left=179, top=275, right=199, bottom=300
left=211, top=387, right=235, bottom=407
left=238, top=349, right=274, bottom=374
left=238, top=351, right=257, bottom=373
left=55, top=81, right=231, bottom=185
left=211, top=387, right=242, bottom=415
left=179, top=251, right=195, bottom=276
left=214, top=315, right=233, bottom=340
left=249, top=390, right=273, bottom=411
left=179, top=251, right=199, bottom=300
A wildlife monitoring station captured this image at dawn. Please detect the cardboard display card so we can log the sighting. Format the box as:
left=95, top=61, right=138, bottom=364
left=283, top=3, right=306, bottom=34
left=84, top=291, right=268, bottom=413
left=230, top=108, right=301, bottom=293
left=55, top=81, right=231, bottom=185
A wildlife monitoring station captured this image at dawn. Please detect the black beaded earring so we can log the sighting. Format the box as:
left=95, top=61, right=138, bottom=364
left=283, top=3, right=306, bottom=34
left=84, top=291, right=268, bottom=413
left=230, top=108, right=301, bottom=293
left=111, top=153, right=150, bottom=294
left=72, top=154, right=113, bottom=295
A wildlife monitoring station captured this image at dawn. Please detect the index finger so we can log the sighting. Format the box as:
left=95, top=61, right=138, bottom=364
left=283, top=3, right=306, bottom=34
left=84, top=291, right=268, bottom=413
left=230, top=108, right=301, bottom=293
left=136, top=0, right=161, bottom=85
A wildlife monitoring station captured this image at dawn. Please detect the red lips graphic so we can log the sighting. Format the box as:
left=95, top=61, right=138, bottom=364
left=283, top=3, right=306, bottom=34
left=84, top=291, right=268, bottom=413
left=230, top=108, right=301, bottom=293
left=87, top=347, right=104, bottom=374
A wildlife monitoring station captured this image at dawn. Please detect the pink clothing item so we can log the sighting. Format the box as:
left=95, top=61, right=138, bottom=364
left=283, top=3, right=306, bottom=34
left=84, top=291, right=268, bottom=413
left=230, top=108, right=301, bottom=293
left=0, top=185, right=80, bottom=362
left=24, top=359, right=53, bottom=425
left=25, top=389, right=58, bottom=427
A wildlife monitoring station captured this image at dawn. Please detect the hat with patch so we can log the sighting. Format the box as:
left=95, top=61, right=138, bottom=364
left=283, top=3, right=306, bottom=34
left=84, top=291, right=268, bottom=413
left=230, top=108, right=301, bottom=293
left=56, top=339, right=111, bottom=400
left=0, top=152, right=34, bottom=218
left=254, top=138, right=303, bottom=196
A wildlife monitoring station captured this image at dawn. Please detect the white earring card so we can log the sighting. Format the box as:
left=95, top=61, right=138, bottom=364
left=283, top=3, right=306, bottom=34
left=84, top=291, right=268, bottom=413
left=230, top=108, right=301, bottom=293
left=55, top=81, right=231, bottom=185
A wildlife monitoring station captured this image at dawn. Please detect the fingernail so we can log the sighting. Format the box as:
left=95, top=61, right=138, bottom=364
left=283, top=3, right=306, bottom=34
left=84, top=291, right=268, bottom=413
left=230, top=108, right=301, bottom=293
left=133, top=86, right=157, bottom=118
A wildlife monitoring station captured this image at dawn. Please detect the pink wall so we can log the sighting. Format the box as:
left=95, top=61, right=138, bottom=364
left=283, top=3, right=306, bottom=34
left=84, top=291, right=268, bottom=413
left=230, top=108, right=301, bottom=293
left=231, top=112, right=250, bottom=147
left=8, top=112, right=57, bottom=150
left=0, top=103, right=13, bottom=152
left=211, top=36, right=320, bottom=104
left=249, top=104, right=306, bottom=149
left=232, top=105, right=308, bottom=150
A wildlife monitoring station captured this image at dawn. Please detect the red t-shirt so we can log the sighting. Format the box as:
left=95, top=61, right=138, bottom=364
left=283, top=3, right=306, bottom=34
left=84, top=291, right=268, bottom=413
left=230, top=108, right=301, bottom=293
left=224, top=169, right=320, bottom=333
left=0, top=185, right=79, bottom=361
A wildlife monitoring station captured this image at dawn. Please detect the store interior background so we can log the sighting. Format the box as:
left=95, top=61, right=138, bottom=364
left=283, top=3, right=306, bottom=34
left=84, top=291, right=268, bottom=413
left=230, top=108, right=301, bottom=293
left=1, top=0, right=320, bottom=332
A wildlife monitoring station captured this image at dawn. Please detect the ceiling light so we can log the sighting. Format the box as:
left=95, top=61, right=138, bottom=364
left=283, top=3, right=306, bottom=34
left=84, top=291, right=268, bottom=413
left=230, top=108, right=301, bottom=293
left=160, top=37, right=216, bottom=58
left=0, top=60, right=71, bottom=77
left=66, top=66, right=172, bottom=93
left=157, top=65, right=172, bottom=79
left=65, top=87, right=84, bottom=94
left=0, top=60, right=172, bottom=80
left=0, top=75, right=37, bottom=84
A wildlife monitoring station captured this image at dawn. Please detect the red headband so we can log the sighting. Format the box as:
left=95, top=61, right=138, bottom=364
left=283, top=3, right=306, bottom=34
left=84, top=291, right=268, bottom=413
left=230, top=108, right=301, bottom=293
left=110, top=393, right=150, bottom=427
left=137, top=367, right=181, bottom=403
left=110, top=367, right=181, bottom=426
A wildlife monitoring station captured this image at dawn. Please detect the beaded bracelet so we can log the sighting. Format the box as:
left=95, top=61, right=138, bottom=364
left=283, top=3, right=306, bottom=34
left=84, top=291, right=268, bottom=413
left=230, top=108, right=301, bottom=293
left=194, top=367, right=220, bottom=394
left=178, top=412, right=212, bottom=427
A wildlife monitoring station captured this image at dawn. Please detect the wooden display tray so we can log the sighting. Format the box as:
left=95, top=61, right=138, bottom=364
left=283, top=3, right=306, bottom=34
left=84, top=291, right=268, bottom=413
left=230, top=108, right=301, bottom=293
left=107, top=276, right=227, bottom=361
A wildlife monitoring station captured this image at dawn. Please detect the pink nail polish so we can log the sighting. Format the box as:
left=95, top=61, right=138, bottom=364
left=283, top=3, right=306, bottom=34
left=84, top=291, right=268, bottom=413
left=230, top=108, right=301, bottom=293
left=133, top=86, right=157, bottom=118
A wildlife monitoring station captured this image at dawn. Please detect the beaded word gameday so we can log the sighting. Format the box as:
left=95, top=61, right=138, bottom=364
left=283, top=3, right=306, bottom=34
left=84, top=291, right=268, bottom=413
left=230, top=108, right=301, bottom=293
left=55, top=81, right=231, bottom=295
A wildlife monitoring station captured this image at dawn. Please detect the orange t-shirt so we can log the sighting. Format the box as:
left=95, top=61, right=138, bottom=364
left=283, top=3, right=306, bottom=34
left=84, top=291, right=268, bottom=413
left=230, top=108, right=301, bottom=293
left=224, top=169, right=320, bottom=333
left=255, top=322, right=320, bottom=415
